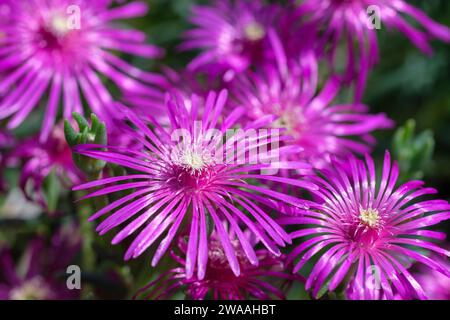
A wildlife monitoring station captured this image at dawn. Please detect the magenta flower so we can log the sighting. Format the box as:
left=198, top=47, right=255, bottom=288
left=9, top=123, right=83, bottom=210
left=282, top=151, right=450, bottom=299
left=231, top=30, right=393, bottom=169
left=134, top=233, right=299, bottom=300
left=294, top=0, right=450, bottom=100
left=0, top=0, right=165, bottom=142
left=0, top=224, right=80, bottom=300
left=73, top=90, right=317, bottom=279
left=181, top=0, right=278, bottom=79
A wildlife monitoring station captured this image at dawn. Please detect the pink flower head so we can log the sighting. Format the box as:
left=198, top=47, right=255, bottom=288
left=73, top=90, right=317, bottom=280
left=231, top=30, right=393, bottom=169
left=282, top=151, right=450, bottom=299
left=134, top=233, right=299, bottom=300
left=181, top=0, right=279, bottom=79
left=294, top=0, right=450, bottom=100
left=0, top=0, right=165, bottom=142
left=9, top=122, right=83, bottom=210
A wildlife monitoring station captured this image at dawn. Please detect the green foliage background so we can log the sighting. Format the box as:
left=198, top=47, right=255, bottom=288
left=0, top=0, right=449, bottom=300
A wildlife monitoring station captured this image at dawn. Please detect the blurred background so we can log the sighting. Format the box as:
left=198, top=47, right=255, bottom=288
left=0, top=0, right=449, bottom=299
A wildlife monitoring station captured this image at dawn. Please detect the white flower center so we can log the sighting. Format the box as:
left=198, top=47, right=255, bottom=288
left=359, top=208, right=380, bottom=228
left=272, top=107, right=305, bottom=139
left=182, top=150, right=208, bottom=171
left=244, top=22, right=265, bottom=41
left=172, top=145, right=214, bottom=174
left=50, top=15, right=70, bottom=36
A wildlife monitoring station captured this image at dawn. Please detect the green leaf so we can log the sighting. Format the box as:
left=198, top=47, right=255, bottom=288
left=392, top=119, right=435, bottom=182
left=43, top=170, right=61, bottom=213
left=94, top=122, right=107, bottom=146
left=63, top=113, right=108, bottom=177
left=72, top=112, right=89, bottom=132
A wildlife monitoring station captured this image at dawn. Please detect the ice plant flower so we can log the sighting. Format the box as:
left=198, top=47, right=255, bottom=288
left=72, top=90, right=317, bottom=279
left=181, top=0, right=278, bottom=79
left=0, top=224, right=80, bottom=300
left=134, top=233, right=298, bottom=300
left=9, top=123, right=83, bottom=209
left=283, top=151, right=450, bottom=299
left=232, top=30, right=393, bottom=169
left=293, top=0, right=450, bottom=100
left=0, top=0, right=165, bottom=141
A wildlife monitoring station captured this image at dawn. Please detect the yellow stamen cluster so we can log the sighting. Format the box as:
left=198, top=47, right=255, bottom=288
left=244, top=22, right=265, bottom=41
left=359, top=208, right=380, bottom=228
left=50, top=15, right=69, bottom=36
left=173, top=146, right=214, bottom=174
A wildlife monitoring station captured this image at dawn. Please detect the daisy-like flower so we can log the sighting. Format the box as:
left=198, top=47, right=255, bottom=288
left=282, top=151, right=450, bottom=299
left=134, top=233, right=298, bottom=300
left=0, top=224, right=81, bottom=300
left=0, top=0, right=166, bottom=142
left=9, top=122, right=83, bottom=210
left=293, top=0, right=450, bottom=100
left=180, top=0, right=278, bottom=79
left=73, top=90, right=317, bottom=279
left=231, top=29, right=393, bottom=169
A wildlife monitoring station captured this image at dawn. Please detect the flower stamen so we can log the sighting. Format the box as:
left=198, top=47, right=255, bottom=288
left=244, top=22, right=265, bottom=41
left=359, top=208, right=380, bottom=228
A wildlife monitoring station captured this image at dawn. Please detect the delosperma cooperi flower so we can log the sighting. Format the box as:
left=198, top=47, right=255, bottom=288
left=0, top=0, right=166, bottom=142
left=282, top=151, right=450, bottom=299
left=134, top=233, right=299, bottom=300
left=72, top=90, right=318, bottom=279
left=180, top=0, right=279, bottom=79
left=293, top=0, right=450, bottom=100
left=231, top=29, right=393, bottom=169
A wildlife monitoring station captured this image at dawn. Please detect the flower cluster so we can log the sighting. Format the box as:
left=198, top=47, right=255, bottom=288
left=134, top=232, right=298, bottom=300
left=0, top=0, right=449, bottom=301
